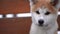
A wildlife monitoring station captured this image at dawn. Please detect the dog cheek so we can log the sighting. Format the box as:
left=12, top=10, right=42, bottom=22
left=43, top=16, right=52, bottom=24
left=32, top=14, right=39, bottom=24
left=45, top=15, right=57, bottom=23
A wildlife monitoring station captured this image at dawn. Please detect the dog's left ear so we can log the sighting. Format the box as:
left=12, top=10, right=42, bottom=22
left=29, top=0, right=38, bottom=6
left=50, top=0, right=60, bottom=9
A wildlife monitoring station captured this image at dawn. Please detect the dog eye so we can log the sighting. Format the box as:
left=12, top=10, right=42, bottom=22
left=36, top=11, right=40, bottom=14
left=45, top=12, right=50, bottom=15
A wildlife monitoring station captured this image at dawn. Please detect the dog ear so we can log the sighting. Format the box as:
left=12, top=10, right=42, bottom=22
left=29, top=0, right=38, bottom=6
left=50, top=0, right=60, bottom=9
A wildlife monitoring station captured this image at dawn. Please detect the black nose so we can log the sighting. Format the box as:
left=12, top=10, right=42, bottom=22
left=38, top=20, right=44, bottom=25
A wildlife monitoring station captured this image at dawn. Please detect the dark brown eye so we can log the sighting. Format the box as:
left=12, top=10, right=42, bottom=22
left=36, top=11, right=40, bottom=14
left=45, top=11, right=50, bottom=15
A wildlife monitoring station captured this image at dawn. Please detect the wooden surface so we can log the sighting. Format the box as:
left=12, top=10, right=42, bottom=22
left=57, top=16, right=60, bottom=30
left=0, top=17, right=31, bottom=34
left=0, top=0, right=30, bottom=14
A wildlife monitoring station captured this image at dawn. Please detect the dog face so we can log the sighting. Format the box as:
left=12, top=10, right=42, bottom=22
left=31, top=7, right=57, bottom=26
left=29, top=0, right=59, bottom=26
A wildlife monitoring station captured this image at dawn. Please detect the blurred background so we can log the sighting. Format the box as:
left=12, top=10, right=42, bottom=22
left=0, top=0, right=60, bottom=34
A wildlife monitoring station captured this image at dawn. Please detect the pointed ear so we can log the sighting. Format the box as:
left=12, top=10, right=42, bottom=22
left=50, top=0, right=60, bottom=9
left=29, top=0, right=38, bottom=6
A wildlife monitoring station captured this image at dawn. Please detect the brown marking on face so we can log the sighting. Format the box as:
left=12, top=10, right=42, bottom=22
left=31, top=0, right=57, bottom=14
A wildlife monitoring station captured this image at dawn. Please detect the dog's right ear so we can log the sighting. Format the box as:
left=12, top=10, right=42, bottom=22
left=29, top=0, right=38, bottom=6
left=50, top=0, right=60, bottom=9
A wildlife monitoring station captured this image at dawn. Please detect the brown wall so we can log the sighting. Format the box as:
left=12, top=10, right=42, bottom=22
left=0, top=0, right=30, bottom=14
left=57, top=16, right=60, bottom=30
left=0, top=17, right=31, bottom=34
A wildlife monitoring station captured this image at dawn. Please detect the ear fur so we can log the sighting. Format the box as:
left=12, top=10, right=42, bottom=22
left=29, top=0, right=38, bottom=6
left=29, top=0, right=60, bottom=9
left=50, top=0, right=60, bottom=9
left=55, top=0, right=60, bottom=9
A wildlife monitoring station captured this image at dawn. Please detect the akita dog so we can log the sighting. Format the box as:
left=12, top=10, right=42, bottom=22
left=29, top=0, right=60, bottom=34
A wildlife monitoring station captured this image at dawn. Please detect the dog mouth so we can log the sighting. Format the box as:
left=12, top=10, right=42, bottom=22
left=38, top=24, right=48, bottom=27
left=38, top=24, right=43, bottom=26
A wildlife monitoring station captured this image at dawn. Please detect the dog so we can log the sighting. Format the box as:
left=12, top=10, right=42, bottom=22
left=29, top=0, right=60, bottom=34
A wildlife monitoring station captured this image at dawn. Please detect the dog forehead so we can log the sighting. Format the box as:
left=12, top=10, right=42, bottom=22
left=39, top=8, right=47, bottom=13
left=31, top=1, right=56, bottom=13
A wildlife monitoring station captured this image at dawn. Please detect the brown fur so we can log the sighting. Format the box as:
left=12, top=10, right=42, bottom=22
left=31, top=0, right=57, bottom=14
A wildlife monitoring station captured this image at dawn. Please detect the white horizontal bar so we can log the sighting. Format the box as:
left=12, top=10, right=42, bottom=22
left=58, top=31, right=60, bottom=34
left=6, top=14, right=14, bottom=18
left=16, top=13, right=31, bottom=17
left=58, top=12, right=60, bottom=15
left=0, top=14, right=3, bottom=18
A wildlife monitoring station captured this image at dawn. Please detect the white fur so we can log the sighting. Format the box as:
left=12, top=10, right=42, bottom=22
left=30, top=22, right=58, bottom=34
left=30, top=8, right=58, bottom=34
left=29, top=0, right=59, bottom=34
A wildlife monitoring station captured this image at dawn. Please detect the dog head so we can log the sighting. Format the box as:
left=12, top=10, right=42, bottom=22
left=29, top=0, right=59, bottom=26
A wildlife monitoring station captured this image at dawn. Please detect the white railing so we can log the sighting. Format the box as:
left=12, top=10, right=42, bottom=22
left=0, top=12, right=60, bottom=18
left=58, top=31, right=60, bottom=34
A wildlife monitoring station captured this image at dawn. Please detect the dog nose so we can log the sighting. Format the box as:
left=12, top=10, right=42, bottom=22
left=38, top=20, right=44, bottom=25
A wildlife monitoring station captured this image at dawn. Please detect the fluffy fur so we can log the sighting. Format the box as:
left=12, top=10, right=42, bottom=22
left=29, top=0, right=59, bottom=34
